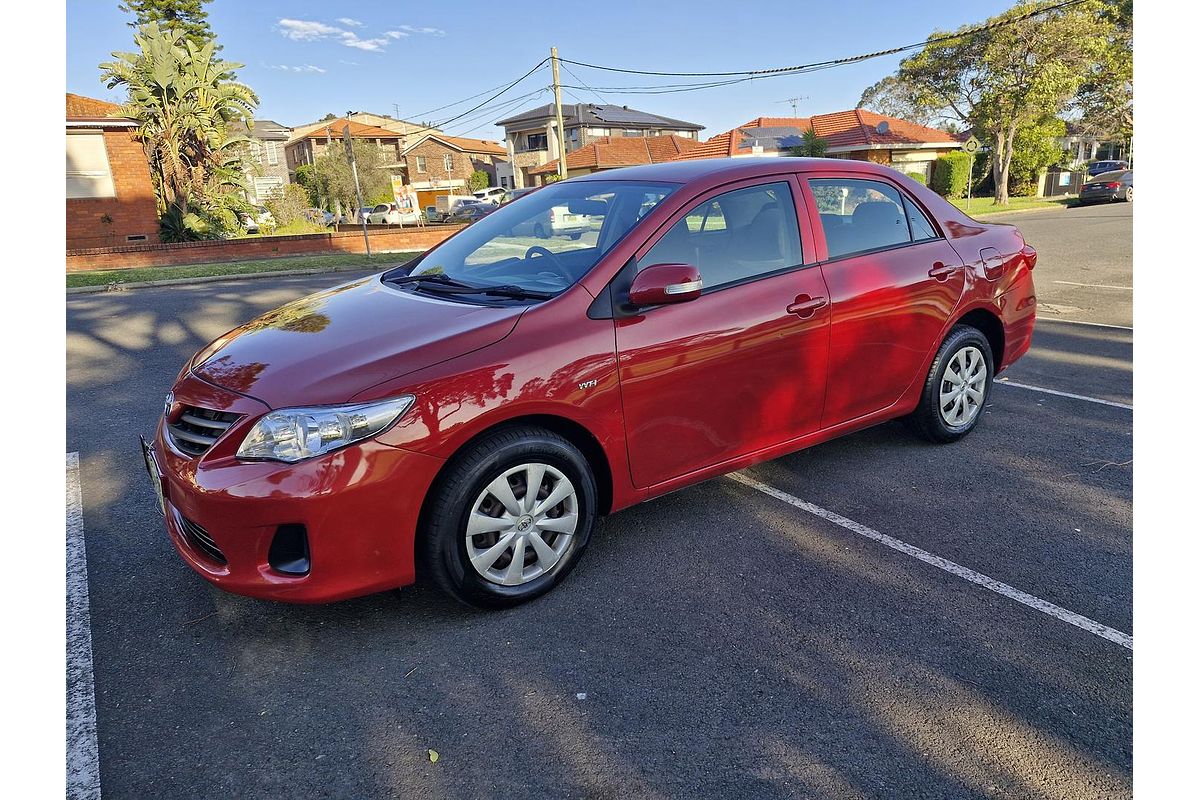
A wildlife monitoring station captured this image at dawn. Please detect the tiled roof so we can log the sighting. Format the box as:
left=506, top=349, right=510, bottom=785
left=428, top=134, right=508, bottom=156
left=66, top=93, right=124, bottom=119
left=498, top=102, right=703, bottom=131
left=673, top=109, right=960, bottom=161
left=528, top=134, right=700, bottom=174
left=297, top=118, right=406, bottom=140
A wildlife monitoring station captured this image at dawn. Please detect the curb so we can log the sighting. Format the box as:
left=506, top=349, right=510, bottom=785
left=966, top=203, right=1074, bottom=218
left=65, top=263, right=390, bottom=295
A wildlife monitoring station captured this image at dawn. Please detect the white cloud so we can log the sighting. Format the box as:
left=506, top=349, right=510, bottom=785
left=395, top=24, right=445, bottom=36
left=340, top=35, right=390, bottom=51
left=275, top=17, right=443, bottom=52
left=266, top=64, right=327, bottom=73
left=276, top=19, right=343, bottom=41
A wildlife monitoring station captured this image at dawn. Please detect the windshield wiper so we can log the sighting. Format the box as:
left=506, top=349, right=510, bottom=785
left=388, top=273, right=552, bottom=301
left=386, top=273, right=476, bottom=289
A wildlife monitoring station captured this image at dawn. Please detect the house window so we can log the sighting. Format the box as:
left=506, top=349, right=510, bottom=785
left=525, top=133, right=547, bottom=151
left=66, top=131, right=116, bottom=199
left=249, top=140, right=263, bottom=164
left=444, top=154, right=454, bottom=172
left=416, top=155, right=427, bottom=173
left=253, top=176, right=285, bottom=201
left=265, top=141, right=279, bottom=166
left=623, top=129, right=642, bottom=137
left=588, top=128, right=610, bottom=137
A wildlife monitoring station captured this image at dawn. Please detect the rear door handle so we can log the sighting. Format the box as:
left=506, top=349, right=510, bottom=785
left=786, top=295, right=828, bottom=318
left=928, top=262, right=961, bottom=281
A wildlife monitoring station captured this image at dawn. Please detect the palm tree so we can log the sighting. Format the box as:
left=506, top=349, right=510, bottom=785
left=789, top=125, right=829, bottom=158
left=101, top=22, right=258, bottom=236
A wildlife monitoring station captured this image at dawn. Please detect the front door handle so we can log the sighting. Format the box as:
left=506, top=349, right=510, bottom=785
left=928, top=262, right=961, bottom=282
left=787, top=295, right=828, bottom=318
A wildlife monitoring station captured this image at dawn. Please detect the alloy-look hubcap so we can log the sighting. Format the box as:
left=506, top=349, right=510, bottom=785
left=939, top=346, right=987, bottom=427
left=465, top=463, right=579, bottom=586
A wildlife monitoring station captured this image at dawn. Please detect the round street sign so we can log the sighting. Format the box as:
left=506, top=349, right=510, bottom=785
left=963, top=135, right=981, bottom=153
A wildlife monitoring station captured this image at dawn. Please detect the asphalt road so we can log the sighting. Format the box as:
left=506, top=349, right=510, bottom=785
left=66, top=202, right=1132, bottom=799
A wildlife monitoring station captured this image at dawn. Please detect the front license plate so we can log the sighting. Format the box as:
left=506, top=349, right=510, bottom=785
left=140, top=436, right=166, bottom=516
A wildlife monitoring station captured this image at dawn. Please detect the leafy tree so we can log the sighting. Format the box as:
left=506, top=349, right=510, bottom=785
left=788, top=126, right=829, bottom=157
left=119, top=0, right=217, bottom=49
left=1008, top=116, right=1068, bottom=196
left=101, top=22, right=258, bottom=237
left=294, top=164, right=321, bottom=207
left=861, top=0, right=1110, bottom=204
left=468, top=170, right=490, bottom=191
left=265, top=183, right=312, bottom=227
left=309, top=143, right=394, bottom=216
left=857, top=75, right=939, bottom=127
left=1072, top=0, right=1132, bottom=142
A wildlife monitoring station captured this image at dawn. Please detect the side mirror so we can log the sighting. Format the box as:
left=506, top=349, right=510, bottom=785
left=628, top=263, right=703, bottom=306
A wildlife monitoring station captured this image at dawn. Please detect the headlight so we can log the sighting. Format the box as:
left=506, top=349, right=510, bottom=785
left=236, top=396, right=415, bottom=463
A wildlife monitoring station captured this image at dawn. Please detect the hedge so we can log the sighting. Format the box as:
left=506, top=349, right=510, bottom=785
left=931, top=152, right=973, bottom=198
left=905, top=171, right=927, bottom=185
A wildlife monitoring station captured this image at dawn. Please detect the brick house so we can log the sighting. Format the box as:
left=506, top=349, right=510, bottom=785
left=232, top=119, right=292, bottom=203
left=496, top=103, right=704, bottom=189
left=674, top=109, right=963, bottom=182
left=66, top=93, right=160, bottom=249
left=284, top=118, right=411, bottom=179
left=527, top=134, right=700, bottom=183
left=399, top=134, right=509, bottom=212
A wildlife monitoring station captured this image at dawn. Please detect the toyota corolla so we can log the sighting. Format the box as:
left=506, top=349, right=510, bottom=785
left=144, top=158, right=1037, bottom=608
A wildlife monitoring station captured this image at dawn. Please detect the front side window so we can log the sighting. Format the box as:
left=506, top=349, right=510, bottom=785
left=66, top=131, right=115, bottom=199
left=640, top=182, right=802, bottom=291
left=400, top=180, right=675, bottom=298
left=809, top=178, right=920, bottom=258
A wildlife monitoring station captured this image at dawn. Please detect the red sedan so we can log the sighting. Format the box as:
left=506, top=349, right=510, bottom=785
left=145, top=158, right=1037, bottom=607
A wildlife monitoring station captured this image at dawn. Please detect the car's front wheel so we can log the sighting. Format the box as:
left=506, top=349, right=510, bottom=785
left=906, top=325, right=994, bottom=443
left=419, top=426, right=597, bottom=608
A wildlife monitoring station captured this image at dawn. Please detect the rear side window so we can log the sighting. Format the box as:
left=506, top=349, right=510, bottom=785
left=641, top=182, right=802, bottom=291
left=903, top=196, right=938, bottom=242
left=810, top=178, right=912, bottom=258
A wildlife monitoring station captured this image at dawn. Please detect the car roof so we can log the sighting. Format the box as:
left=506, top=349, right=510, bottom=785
left=572, top=156, right=899, bottom=185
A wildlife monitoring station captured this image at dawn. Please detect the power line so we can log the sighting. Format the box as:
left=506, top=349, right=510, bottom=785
left=560, top=0, right=1089, bottom=80
left=442, top=87, right=550, bottom=137
left=404, top=65, right=549, bottom=121
left=402, top=59, right=550, bottom=139
left=559, top=60, right=608, bottom=105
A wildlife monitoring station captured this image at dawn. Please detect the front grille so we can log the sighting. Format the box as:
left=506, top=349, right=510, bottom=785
left=177, top=512, right=228, bottom=565
left=168, top=405, right=240, bottom=457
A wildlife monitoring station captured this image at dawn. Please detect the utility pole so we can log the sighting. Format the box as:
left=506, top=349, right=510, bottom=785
left=551, top=46, right=567, bottom=180
left=343, top=124, right=372, bottom=257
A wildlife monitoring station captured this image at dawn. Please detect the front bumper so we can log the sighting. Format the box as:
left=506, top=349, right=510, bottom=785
left=151, top=377, right=444, bottom=603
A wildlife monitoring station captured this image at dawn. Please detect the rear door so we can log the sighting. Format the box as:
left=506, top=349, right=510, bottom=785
left=615, top=176, right=830, bottom=488
left=801, top=174, right=967, bottom=427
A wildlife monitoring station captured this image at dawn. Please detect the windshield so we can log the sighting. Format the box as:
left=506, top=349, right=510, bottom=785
left=403, top=180, right=675, bottom=296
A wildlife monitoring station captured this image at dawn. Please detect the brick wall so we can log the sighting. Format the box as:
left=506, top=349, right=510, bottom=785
left=66, top=128, right=160, bottom=250
left=406, top=139, right=479, bottom=184
left=66, top=225, right=464, bottom=272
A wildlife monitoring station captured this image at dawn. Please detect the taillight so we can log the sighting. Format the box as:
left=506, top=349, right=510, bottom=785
left=549, top=208, right=557, bottom=221
left=1105, top=182, right=1121, bottom=189
left=1020, top=243, right=1038, bottom=270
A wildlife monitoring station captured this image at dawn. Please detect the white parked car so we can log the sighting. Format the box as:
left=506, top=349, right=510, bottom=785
left=240, top=206, right=275, bottom=233
left=367, top=203, right=421, bottom=225
left=510, top=205, right=590, bottom=239
left=471, top=187, right=507, bottom=205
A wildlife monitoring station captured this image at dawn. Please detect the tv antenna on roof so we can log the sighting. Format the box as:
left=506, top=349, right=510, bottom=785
left=777, top=96, right=809, bottom=117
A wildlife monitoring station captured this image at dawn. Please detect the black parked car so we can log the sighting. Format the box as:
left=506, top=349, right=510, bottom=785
left=1078, top=169, right=1132, bottom=205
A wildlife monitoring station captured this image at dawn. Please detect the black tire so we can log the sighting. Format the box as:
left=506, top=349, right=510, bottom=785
left=905, top=324, right=994, bottom=444
left=419, top=425, right=597, bottom=608
left=533, top=223, right=548, bottom=239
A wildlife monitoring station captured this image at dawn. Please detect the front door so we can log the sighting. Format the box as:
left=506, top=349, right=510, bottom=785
left=615, top=177, right=830, bottom=488
left=803, top=175, right=967, bottom=427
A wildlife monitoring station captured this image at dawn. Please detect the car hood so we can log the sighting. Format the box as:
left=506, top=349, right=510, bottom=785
left=191, top=276, right=524, bottom=408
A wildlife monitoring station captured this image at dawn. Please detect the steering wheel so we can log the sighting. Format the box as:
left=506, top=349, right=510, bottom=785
left=523, top=245, right=573, bottom=283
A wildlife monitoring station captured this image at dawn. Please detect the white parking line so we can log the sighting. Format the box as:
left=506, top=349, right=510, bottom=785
left=66, top=452, right=102, bottom=800
left=1052, top=280, right=1133, bottom=291
left=1035, top=317, right=1133, bottom=331
left=728, top=472, right=1133, bottom=650
left=996, top=379, right=1132, bottom=410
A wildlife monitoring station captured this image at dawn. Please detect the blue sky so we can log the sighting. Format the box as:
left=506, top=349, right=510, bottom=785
left=67, top=0, right=1014, bottom=138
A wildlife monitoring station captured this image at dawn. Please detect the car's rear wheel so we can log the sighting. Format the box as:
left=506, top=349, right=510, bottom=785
left=419, top=426, right=597, bottom=608
left=533, top=223, right=548, bottom=239
left=1125, top=187, right=1133, bottom=202
left=905, top=325, right=994, bottom=443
